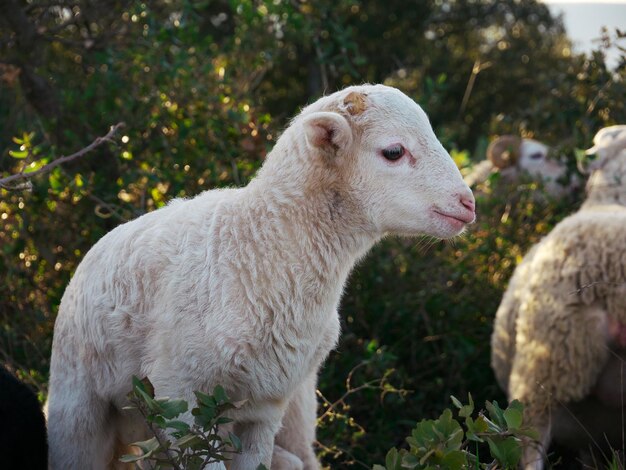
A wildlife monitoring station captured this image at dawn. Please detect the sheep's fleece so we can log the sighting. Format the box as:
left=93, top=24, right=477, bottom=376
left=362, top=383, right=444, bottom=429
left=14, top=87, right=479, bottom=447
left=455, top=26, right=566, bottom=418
left=491, top=125, right=626, bottom=469
left=46, top=84, right=475, bottom=470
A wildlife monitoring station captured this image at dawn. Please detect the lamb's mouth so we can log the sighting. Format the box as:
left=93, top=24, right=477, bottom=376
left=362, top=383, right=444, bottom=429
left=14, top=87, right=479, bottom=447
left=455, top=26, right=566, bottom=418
left=432, top=209, right=475, bottom=226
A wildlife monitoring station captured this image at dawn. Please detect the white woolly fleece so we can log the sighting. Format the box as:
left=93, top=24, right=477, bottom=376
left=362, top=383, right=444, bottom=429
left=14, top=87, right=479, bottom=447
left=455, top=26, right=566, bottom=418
left=46, top=84, right=474, bottom=470
left=491, top=125, right=626, bottom=470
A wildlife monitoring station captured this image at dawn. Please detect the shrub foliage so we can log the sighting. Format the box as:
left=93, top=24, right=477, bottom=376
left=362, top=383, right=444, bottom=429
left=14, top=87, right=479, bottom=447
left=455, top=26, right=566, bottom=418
left=0, top=0, right=625, bottom=467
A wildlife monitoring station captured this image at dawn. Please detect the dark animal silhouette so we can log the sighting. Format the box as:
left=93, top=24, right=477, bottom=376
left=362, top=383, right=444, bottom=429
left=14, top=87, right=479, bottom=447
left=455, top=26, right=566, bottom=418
left=0, top=364, right=48, bottom=469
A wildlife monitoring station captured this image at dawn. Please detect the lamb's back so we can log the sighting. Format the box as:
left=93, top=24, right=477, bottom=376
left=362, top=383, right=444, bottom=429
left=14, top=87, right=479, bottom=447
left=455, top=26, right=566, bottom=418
left=56, top=188, right=240, bottom=342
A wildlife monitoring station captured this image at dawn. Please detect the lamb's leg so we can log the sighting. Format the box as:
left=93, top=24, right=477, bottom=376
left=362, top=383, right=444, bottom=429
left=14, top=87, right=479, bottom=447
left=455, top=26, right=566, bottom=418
left=231, top=412, right=283, bottom=470
left=274, top=373, right=319, bottom=469
left=272, top=445, right=305, bottom=470
left=47, top=384, right=117, bottom=470
left=110, top=407, right=151, bottom=469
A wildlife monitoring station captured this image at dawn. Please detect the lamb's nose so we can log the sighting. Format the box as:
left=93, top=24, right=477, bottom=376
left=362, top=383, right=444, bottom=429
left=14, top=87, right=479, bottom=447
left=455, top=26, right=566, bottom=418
left=460, top=195, right=475, bottom=213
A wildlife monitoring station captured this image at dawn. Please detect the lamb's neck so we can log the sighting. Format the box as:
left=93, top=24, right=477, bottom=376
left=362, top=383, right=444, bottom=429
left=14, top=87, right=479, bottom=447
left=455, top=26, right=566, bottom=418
left=247, top=181, right=379, bottom=285
left=247, top=141, right=380, bottom=289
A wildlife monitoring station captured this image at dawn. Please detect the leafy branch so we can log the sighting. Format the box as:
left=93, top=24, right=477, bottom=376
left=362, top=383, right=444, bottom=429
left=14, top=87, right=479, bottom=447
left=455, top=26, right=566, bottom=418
left=121, top=376, right=245, bottom=470
left=315, top=360, right=409, bottom=468
left=0, top=122, right=124, bottom=191
left=375, top=395, right=539, bottom=470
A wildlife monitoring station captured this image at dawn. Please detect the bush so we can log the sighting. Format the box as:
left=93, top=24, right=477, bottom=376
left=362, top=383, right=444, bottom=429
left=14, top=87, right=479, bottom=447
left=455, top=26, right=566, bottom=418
left=375, top=395, right=538, bottom=470
left=0, top=1, right=625, bottom=468
left=121, top=376, right=247, bottom=470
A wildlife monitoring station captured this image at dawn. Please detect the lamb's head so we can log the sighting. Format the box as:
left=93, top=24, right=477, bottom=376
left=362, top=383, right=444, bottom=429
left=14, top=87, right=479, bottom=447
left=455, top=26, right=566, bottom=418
left=584, top=125, right=626, bottom=196
left=294, top=84, right=475, bottom=238
left=487, top=135, right=569, bottom=194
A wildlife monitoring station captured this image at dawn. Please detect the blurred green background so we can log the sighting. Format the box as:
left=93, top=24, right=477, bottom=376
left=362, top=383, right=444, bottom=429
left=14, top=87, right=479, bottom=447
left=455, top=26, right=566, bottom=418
left=1, top=0, right=625, bottom=467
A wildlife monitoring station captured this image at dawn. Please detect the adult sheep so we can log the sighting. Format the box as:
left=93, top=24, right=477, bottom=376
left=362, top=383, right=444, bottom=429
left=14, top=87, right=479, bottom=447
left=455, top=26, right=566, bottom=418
left=464, top=135, right=574, bottom=197
left=47, top=84, right=476, bottom=470
left=491, top=125, right=626, bottom=469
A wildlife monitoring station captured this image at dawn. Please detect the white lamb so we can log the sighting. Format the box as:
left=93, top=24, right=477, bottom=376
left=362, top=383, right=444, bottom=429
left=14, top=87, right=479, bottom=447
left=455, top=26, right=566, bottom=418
left=491, top=125, right=626, bottom=469
left=464, top=135, right=573, bottom=197
left=46, top=84, right=476, bottom=470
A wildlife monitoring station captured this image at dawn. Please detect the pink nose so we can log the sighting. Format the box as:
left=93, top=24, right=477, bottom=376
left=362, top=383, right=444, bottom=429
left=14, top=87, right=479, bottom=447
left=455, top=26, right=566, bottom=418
left=459, top=195, right=475, bottom=213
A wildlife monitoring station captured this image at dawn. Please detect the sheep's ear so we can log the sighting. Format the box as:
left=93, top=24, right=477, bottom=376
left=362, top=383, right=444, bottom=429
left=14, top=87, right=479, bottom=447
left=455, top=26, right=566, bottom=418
left=584, top=125, right=626, bottom=171
left=302, top=112, right=353, bottom=155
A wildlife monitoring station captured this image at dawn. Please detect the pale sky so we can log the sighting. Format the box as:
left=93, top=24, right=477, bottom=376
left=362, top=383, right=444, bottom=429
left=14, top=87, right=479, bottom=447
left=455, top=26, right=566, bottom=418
left=542, top=0, right=626, bottom=3
left=540, top=1, right=626, bottom=68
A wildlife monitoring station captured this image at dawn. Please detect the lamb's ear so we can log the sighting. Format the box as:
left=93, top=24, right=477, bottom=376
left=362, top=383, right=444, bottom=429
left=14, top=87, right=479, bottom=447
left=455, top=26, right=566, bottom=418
left=302, top=112, right=353, bottom=155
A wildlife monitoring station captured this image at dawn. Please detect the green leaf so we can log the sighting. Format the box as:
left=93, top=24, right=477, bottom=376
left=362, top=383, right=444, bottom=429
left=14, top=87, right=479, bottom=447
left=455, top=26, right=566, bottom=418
left=48, top=168, right=63, bottom=191
left=174, top=433, right=201, bottom=449
left=165, top=419, right=191, bottom=433
left=450, top=395, right=463, bottom=409
left=9, top=149, right=28, bottom=159
left=23, top=131, right=35, bottom=145
left=456, top=393, right=474, bottom=418
left=503, top=407, right=523, bottom=430
left=485, top=400, right=506, bottom=429
left=227, top=431, right=242, bottom=452
left=118, top=453, right=147, bottom=463
left=385, top=447, right=402, bottom=470
left=508, top=399, right=524, bottom=414
left=465, top=415, right=489, bottom=442
left=486, top=437, right=503, bottom=463
left=441, top=450, right=467, bottom=469
left=213, top=384, right=228, bottom=404
left=152, top=415, right=166, bottom=428
left=216, top=416, right=234, bottom=425
left=158, top=398, right=188, bottom=419
left=401, top=452, right=420, bottom=469
left=194, top=390, right=217, bottom=407
left=487, top=436, right=522, bottom=468
left=132, top=376, right=154, bottom=396
left=517, top=426, right=540, bottom=441
left=127, top=437, right=162, bottom=456
left=24, top=158, right=49, bottom=173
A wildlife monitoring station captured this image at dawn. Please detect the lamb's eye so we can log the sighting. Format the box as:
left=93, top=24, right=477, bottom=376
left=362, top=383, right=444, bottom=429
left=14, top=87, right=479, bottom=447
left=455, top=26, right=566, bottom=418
left=530, top=152, right=544, bottom=160
left=381, top=145, right=405, bottom=161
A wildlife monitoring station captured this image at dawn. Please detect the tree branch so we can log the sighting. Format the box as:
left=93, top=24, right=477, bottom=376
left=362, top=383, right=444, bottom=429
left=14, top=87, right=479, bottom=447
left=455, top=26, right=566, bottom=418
left=0, top=122, right=124, bottom=191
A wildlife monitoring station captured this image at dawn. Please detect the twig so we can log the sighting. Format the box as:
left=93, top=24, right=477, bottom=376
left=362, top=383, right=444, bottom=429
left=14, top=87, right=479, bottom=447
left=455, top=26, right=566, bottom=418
left=535, top=380, right=609, bottom=464
left=458, top=59, right=492, bottom=119
left=0, top=122, right=124, bottom=190
left=569, top=280, right=624, bottom=295
left=314, top=438, right=371, bottom=469
left=130, top=395, right=184, bottom=470
left=84, top=192, right=129, bottom=222
left=316, top=362, right=406, bottom=425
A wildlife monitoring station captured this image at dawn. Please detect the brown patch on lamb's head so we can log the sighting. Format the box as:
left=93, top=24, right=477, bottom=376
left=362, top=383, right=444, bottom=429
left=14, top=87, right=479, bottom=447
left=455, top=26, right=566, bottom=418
left=342, top=91, right=368, bottom=116
left=488, top=135, right=522, bottom=169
